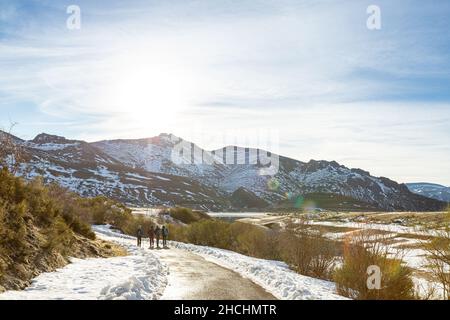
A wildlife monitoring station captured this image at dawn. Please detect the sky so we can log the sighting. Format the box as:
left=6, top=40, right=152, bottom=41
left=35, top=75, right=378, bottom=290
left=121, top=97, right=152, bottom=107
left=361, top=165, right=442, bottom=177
left=0, top=0, right=449, bottom=185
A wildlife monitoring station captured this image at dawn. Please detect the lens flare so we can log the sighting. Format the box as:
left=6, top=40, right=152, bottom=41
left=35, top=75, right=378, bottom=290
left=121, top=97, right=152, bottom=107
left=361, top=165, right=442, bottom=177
left=294, top=195, right=304, bottom=208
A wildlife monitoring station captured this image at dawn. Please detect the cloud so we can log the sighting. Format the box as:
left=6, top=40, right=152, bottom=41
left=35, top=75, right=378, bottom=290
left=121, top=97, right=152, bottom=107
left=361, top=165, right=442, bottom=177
left=0, top=0, right=449, bottom=184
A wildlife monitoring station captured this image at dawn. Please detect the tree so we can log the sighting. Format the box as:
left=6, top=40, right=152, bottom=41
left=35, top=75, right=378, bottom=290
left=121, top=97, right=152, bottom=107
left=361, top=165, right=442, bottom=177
left=0, top=123, right=24, bottom=174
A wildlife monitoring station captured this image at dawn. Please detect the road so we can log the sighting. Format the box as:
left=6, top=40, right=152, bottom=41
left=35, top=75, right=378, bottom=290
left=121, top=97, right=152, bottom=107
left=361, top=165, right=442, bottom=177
left=152, top=247, right=276, bottom=300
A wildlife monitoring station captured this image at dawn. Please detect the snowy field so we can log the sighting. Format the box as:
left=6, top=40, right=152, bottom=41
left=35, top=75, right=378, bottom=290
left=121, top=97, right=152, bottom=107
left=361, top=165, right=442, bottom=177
left=308, top=220, right=441, bottom=237
left=208, top=212, right=270, bottom=218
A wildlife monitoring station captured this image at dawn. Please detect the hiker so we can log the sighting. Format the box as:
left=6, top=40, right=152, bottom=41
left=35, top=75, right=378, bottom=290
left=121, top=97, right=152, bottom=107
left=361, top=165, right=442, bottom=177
left=148, top=225, right=155, bottom=248
left=162, top=225, right=169, bottom=248
left=137, top=226, right=142, bottom=247
left=155, top=225, right=161, bottom=248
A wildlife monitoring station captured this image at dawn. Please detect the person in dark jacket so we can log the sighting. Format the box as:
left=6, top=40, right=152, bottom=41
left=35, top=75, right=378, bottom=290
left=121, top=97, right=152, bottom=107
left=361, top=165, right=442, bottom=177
left=137, top=226, right=142, bottom=247
left=148, top=225, right=155, bottom=249
left=155, top=226, right=161, bottom=248
left=162, top=225, right=169, bottom=248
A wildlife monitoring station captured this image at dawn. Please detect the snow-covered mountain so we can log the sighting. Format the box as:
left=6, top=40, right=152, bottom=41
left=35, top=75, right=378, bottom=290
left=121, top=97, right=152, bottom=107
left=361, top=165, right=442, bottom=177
left=9, top=133, right=228, bottom=211
left=93, top=134, right=444, bottom=211
left=2, top=131, right=445, bottom=211
left=406, top=183, right=450, bottom=202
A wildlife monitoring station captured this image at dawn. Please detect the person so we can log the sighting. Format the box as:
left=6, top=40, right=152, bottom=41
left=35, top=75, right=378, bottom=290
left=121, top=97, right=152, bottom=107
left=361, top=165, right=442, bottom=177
left=137, top=226, right=142, bottom=247
left=148, top=225, right=155, bottom=248
left=162, top=225, right=169, bottom=248
left=155, top=225, right=161, bottom=248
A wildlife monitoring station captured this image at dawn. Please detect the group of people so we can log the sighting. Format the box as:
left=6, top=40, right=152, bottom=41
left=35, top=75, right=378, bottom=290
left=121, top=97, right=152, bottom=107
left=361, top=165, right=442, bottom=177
left=136, top=225, right=169, bottom=249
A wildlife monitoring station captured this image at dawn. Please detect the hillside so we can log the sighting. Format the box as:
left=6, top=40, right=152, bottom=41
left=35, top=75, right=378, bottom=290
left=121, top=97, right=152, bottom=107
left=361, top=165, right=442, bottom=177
left=0, top=169, right=125, bottom=291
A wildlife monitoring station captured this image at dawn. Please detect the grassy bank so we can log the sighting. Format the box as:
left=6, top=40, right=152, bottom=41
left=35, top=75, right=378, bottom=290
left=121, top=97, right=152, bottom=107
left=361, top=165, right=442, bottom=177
left=0, top=168, right=126, bottom=291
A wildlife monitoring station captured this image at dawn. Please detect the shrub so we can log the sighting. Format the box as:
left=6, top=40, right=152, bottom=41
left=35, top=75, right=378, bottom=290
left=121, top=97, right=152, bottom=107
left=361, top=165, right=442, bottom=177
left=0, top=201, right=28, bottom=260
left=168, top=224, right=188, bottom=242
left=185, top=220, right=232, bottom=249
left=43, top=216, right=73, bottom=255
left=229, top=222, right=279, bottom=259
left=278, top=221, right=338, bottom=279
left=166, top=207, right=211, bottom=224
left=61, top=208, right=96, bottom=240
left=24, top=177, right=60, bottom=227
left=334, top=230, right=415, bottom=300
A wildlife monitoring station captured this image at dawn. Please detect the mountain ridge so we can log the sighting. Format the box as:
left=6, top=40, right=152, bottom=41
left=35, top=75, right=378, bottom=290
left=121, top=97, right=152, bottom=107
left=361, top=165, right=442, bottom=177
left=1, top=130, right=446, bottom=211
left=406, top=182, right=450, bottom=203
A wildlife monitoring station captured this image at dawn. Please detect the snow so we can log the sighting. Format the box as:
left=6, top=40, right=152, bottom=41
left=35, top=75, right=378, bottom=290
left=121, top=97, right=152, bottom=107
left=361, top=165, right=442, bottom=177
left=26, top=142, right=79, bottom=151
left=0, top=225, right=168, bottom=300
left=208, top=212, right=269, bottom=218
left=155, top=175, right=171, bottom=181
left=126, top=172, right=151, bottom=180
left=309, top=220, right=441, bottom=237
left=0, top=225, right=348, bottom=300
left=171, top=242, right=347, bottom=300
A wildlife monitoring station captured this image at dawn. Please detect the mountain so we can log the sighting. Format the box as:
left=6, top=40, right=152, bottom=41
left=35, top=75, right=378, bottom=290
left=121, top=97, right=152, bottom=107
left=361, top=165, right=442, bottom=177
left=93, top=135, right=444, bottom=211
left=8, top=133, right=229, bottom=211
left=230, top=187, right=270, bottom=210
left=1, top=131, right=446, bottom=211
left=406, top=183, right=450, bottom=203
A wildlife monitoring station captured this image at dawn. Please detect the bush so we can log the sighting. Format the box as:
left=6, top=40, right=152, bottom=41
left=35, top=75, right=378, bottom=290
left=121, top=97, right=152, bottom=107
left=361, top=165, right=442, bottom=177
left=229, top=222, right=279, bottom=259
left=334, top=230, right=415, bottom=300
left=43, top=216, right=73, bottom=255
left=0, top=201, right=28, bottom=260
left=61, top=208, right=96, bottom=240
left=185, top=220, right=232, bottom=249
left=166, top=207, right=211, bottom=224
left=278, top=221, right=338, bottom=279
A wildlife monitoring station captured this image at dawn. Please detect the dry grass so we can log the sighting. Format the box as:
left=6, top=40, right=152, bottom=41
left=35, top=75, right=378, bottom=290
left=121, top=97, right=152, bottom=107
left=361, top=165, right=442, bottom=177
left=334, top=230, right=415, bottom=300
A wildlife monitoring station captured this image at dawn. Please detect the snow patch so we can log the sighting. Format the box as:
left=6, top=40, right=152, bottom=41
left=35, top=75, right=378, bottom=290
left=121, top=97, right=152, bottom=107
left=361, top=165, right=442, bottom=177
left=171, top=242, right=347, bottom=300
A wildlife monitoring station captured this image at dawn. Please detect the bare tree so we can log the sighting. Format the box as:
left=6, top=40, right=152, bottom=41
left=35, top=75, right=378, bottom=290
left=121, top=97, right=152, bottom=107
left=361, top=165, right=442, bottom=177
left=0, top=123, right=24, bottom=174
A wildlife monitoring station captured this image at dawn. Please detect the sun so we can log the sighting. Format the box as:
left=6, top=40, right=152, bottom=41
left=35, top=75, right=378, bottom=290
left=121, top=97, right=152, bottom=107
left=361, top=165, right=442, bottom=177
left=101, top=52, right=191, bottom=126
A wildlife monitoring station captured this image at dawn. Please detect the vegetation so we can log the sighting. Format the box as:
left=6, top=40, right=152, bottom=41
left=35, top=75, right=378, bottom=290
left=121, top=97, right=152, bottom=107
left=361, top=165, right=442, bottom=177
left=334, top=231, right=415, bottom=300
left=0, top=124, right=25, bottom=174
left=169, top=217, right=419, bottom=299
left=0, top=168, right=124, bottom=290
left=424, top=209, right=450, bottom=299
left=169, top=218, right=338, bottom=280
left=279, top=221, right=338, bottom=280
left=164, top=207, right=211, bottom=224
